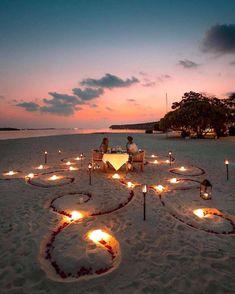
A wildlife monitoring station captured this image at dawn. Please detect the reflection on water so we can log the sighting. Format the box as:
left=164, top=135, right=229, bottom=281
left=0, top=128, right=144, bottom=140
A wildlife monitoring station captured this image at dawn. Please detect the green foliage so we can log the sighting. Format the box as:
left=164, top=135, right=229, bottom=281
left=160, top=91, right=234, bottom=138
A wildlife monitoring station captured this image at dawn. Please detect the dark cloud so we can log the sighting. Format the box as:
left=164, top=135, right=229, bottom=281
left=16, top=101, right=39, bottom=112
left=106, top=107, right=113, bottom=111
left=179, top=59, right=199, bottom=69
left=90, top=103, right=98, bottom=108
left=142, top=81, right=156, bottom=87
left=0, top=95, right=5, bottom=100
left=158, top=74, right=171, bottom=81
left=201, top=24, right=235, bottom=54
left=229, top=60, right=235, bottom=65
left=126, top=98, right=136, bottom=102
left=40, top=92, right=82, bottom=116
left=81, top=73, right=139, bottom=89
left=72, top=87, right=104, bottom=100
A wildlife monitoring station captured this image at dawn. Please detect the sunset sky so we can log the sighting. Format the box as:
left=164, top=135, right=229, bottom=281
left=0, top=0, right=235, bottom=128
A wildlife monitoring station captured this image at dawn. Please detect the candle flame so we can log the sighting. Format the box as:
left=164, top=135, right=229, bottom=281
left=112, top=173, right=120, bottom=179
left=153, top=160, right=158, bottom=164
left=127, top=181, right=134, bottom=188
left=4, top=170, right=16, bottom=176
left=71, top=211, right=83, bottom=221
left=151, top=154, right=156, bottom=158
left=193, top=209, right=205, bottom=218
left=155, top=185, right=164, bottom=192
left=49, top=175, right=60, bottom=181
left=225, top=160, right=229, bottom=165
left=170, top=178, right=178, bottom=184
left=66, top=161, right=71, bottom=166
left=88, top=229, right=110, bottom=243
left=26, top=173, right=34, bottom=179
left=179, top=166, right=186, bottom=171
left=38, top=165, right=44, bottom=169
left=166, top=159, right=170, bottom=164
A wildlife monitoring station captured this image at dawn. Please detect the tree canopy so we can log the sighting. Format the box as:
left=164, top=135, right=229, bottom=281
left=159, top=91, right=235, bottom=138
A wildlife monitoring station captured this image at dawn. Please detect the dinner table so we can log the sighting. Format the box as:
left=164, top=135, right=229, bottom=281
left=102, top=152, right=129, bottom=171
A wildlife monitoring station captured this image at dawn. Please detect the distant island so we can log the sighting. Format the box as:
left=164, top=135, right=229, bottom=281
left=0, top=128, right=56, bottom=131
left=110, top=121, right=159, bottom=131
left=0, top=128, right=20, bottom=131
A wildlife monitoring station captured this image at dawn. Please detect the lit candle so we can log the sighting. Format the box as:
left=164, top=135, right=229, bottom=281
left=25, top=173, right=34, bottom=179
left=66, top=161, right=71, bottom=166
left=165, top=159, right=170, bottom=164
left=127, top=181, right=134, bottom=188
left=153, top=160, right=158, bottom=164
left=48, top=175, right=60, bottom=181
left=112, top=173, right=120, bottom=179
left=4, top=170, right=17, bottom=176
left=88, top=229, right=110, bottom=243
left=71, top=211, right=83, bottom=221
left=193, top=209, right=205, bottom=218
left=155, top=185, right=164, bottom=192
left=179, top=166, right=186, bottom=171
left=170, top=178, right=177, bottom=184
left=69, top=166, right=77, bottom=171
left=151, top=154, right=156, bottom=158
left=38, top=165, right=44, bottom=170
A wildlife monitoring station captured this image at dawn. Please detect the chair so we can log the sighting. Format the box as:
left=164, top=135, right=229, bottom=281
left=128, top=150, right=145, bottom=172
left=91, top=150, right=106, bottom=171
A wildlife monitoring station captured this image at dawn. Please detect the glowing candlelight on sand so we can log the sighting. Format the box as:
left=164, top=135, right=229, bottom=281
left=165, top=159, right=170, bottom=164
left=25, top=173, right=34, bottom=179
left=66, top=161, right=71, bottom=166
left=170, top=178, right=178, bottom=184
left=75, top=156, right=80, bottom=160
left=4, top=170, right=17, bottom=176
left=153, top=160, right=158, bottom=164
left=37, top=165, right=44, bottom=170
left=88, top=229, right=110, bottom=243
left=179, top=166, right=186, bottom=171
left=224, top=160, right=229, bottom=181
left=112, top=173, right=120, bottom=179
left=193, top=209, right=206, bottom=218
left=69, top=166, right=77, bottom=171
left=155, top=185, right=164, bottom=192
left=71, top=211, right=83, bottom=221
left=127, top=181, right=134, bottom=189
left=48, top=175, right=60, bottom=181
left=59, top=150, right=62, bottom=154
left=151, top=154, right=156, bottom=158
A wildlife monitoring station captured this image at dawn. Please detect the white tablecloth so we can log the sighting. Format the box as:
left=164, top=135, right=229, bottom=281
left=102, top=153, right=129, bottom=171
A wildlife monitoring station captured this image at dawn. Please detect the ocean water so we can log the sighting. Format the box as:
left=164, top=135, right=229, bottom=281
left=0, top=128, right=144, bottom=140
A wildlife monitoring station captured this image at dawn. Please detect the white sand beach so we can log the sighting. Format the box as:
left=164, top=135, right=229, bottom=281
left=0, top=133, right=234, bottom=294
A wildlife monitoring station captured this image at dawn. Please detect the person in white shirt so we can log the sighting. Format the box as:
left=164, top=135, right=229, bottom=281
left=126, top=136, right=138, bottom=155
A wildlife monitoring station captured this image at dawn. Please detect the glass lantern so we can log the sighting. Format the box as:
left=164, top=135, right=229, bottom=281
left=200, top=179, right=212, bottom=200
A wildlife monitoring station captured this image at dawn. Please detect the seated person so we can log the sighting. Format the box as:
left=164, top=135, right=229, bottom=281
left=126, top=136, right=138, bottom=155
left=99, top=137, right=109, bottom=153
